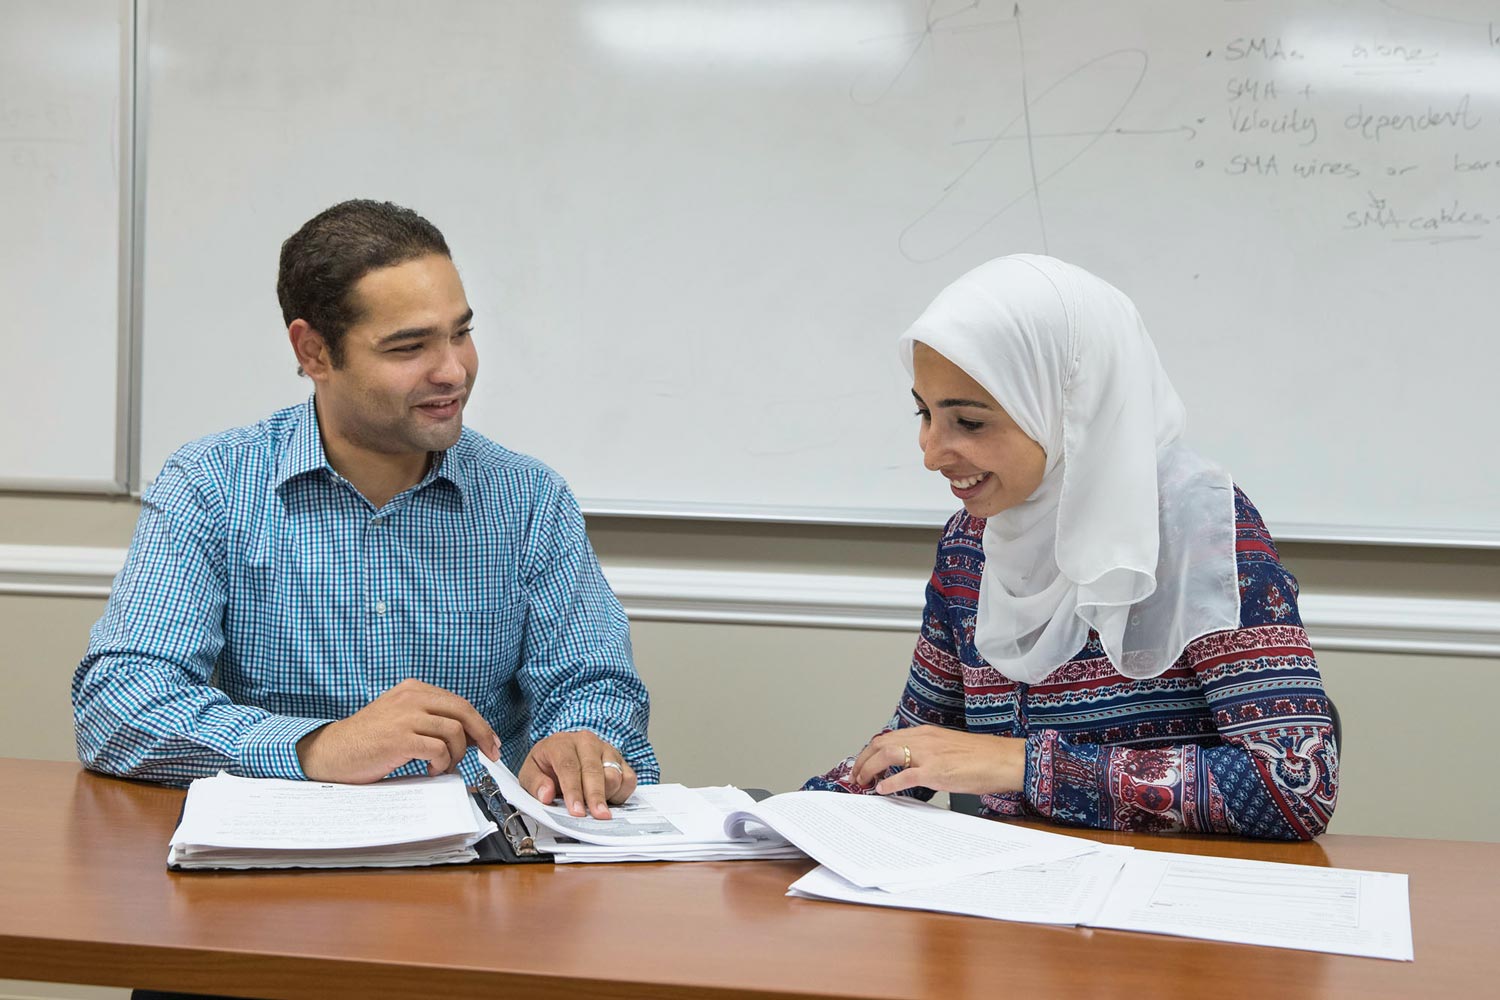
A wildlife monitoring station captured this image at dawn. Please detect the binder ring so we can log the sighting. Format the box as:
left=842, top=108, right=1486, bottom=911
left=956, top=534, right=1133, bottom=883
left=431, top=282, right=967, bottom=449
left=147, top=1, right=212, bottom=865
left=502, top=810, right=538, bottom=855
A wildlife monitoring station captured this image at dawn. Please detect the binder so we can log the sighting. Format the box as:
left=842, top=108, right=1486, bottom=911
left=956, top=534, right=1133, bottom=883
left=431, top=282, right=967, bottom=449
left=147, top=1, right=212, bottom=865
left=167, top=773, right=553, bottom=870
left=471, top=772, right=553, bottom=865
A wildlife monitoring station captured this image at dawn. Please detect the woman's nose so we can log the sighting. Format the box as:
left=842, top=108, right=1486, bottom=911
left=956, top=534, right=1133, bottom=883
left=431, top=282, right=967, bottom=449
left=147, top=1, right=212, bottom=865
left=921, top=426, right=950, bottom=471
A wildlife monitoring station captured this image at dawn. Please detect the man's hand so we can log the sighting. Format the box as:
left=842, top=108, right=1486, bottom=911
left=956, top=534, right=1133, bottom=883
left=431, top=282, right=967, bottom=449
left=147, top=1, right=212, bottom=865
left=849, top=725, right=1026, bottom=797
left=296, top=679, right=500, bottom=783
left=519, top=730, right=636, bottom=819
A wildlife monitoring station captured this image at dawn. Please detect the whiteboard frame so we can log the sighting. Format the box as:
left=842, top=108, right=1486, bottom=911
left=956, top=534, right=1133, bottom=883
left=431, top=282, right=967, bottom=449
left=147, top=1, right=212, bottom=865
left=577, top=499, right=1500, bottom=550
left=0, top=0, right=137, bottom=495
left=117, top=0, right=145, bottom=494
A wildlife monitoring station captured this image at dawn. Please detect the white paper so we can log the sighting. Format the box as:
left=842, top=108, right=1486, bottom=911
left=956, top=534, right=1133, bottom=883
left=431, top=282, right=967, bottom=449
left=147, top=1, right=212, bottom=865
left=533, top=793, right=801, bottom=863
left=171, top=772, right=482, bottom=849
left=724, top=791, right=1096, bottom=890
left=481, top=757, right=758, bottom=846
left=535, top=826, right=804, bottom=863
left=788, top=850, right=1132, bottom=925
left=1089, top=851, right=1414, bottom=961
left=167, top=771, right=496, bottom=869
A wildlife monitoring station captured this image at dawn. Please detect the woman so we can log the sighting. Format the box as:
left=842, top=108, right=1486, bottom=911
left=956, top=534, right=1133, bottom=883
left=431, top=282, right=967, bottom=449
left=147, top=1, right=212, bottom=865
left=806, top=255, right=1338, bottom=840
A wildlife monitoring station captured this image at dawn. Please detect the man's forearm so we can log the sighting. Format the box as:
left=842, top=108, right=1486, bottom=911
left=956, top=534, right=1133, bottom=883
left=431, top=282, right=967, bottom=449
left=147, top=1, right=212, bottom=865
left=74, top=658, right=327, bottom=785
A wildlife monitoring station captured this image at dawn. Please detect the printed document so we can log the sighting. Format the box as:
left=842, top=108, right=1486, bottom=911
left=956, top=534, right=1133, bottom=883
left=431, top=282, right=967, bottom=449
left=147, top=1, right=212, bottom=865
left=724, top=790, right=1097, bottom=890
left=481, top=758, right=804, bottom=863
left=167, top=772, right=495, bottom=869
left=789, top=849, right=1132, bottom=925
left=481, top=757, right=758, bottom=846
left=1089, top=851, right=1414, bottom=961
left=785, top=839, right=1414, bottom=961
left=533, top=786, right=803, bottom=862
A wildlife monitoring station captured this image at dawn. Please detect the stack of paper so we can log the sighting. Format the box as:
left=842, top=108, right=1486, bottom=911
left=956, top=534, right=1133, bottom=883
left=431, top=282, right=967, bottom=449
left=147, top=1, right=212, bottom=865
left=167, top=772, right=496, bottom=870
left=481, top=758, right=803, bottom=863
left=737, top=792, right=1414, bottom=961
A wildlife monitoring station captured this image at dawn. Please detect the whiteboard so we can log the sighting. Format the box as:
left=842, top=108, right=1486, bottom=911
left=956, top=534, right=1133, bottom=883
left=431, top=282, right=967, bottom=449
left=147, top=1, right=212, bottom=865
left=0, top=0, right=128, bottom=490
left=138, top=0, right=1500, bottom=543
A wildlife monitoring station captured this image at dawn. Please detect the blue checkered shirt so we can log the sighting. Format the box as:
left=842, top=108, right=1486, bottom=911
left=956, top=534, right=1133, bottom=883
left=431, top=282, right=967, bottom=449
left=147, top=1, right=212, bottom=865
left=74, top=398, right=657, bottom=787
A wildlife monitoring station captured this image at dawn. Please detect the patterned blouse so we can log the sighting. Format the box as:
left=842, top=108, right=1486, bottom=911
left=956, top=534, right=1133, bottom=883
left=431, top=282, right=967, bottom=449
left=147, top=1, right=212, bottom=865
left=805, top=488, right=1339, bottom=840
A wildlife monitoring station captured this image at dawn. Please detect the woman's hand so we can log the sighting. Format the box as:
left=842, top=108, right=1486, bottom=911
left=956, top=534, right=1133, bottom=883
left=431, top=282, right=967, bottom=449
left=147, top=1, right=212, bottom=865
left=850, top=725, right=1026, bottom=796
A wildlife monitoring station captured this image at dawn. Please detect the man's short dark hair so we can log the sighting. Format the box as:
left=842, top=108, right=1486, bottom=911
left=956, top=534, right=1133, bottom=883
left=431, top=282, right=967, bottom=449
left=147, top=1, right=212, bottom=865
left=277, top=199, right=450, bottom=367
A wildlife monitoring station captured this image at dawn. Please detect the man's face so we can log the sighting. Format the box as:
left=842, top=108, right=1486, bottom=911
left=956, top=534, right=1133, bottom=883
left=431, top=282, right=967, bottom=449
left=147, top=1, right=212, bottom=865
left=315, top=253, right=478, bottom=458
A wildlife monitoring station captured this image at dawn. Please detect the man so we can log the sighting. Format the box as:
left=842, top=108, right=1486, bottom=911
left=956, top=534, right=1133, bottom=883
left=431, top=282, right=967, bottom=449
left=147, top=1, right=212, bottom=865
left=74, top=199, right=655, bottom=819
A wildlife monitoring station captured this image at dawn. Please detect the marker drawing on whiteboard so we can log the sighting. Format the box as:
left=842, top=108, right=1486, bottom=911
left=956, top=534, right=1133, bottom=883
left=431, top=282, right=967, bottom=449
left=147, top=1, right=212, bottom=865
left=849, top=0, right=994, bottom=106
left=894, top=47, right=1149, bottom=263
left=1015, top=4, right=1049, bottom=256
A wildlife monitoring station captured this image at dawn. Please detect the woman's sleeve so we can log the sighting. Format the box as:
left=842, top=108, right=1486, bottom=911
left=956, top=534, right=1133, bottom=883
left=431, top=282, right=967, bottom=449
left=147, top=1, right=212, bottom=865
left=1020, top=555, right=1339, bottom=840
left=801, top=566, right=970, bottom=799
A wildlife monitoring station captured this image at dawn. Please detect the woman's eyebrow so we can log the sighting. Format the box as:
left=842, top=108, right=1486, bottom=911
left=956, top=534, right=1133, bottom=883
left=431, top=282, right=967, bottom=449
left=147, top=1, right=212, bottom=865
left=910, top=389, right=994, bottom=409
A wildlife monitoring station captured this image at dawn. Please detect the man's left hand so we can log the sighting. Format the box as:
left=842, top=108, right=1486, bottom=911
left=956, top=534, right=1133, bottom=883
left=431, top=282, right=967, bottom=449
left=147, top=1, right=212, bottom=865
left=519, top=730, right=636, bottom=819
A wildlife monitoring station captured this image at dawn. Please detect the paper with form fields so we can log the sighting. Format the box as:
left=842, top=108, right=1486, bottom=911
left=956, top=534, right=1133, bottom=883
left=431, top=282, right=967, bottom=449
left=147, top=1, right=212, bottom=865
left=1089, top=851, right=1414, bottom=961
left=789, top=849, right=1133, bottom=925
left=481, top=756, right=751, bottom=846
left=723, top=790, right=1097, bottom=891
left=787, top=841, right=1413, bottom=961
left=167, top=772, right=496, bottom=869
left=481, top=758, right=803, bottom=862
left=533, top=786, right=804, bottom=863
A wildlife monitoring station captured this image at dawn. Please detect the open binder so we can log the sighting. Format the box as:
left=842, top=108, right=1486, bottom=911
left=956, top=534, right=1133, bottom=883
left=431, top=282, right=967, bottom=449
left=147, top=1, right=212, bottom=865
left=166, top=771, right=552, bottom=871
left=167, top=770, right=775, bottom=871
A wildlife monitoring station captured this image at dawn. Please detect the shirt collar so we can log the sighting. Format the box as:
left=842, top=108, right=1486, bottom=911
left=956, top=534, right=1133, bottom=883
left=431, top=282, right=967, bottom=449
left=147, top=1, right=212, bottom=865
left=426, top=442, right=469, bottom=501
left=274, top=396, right=468, bottom=506
left=273, top=397, right=330, bottom=490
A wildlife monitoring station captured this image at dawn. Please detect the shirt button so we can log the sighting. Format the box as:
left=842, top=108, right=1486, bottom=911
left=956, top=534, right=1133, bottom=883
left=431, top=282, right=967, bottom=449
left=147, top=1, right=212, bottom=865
left=375, top=600, right=387, bottom=615
left=371, top=517, right=384, bottom=527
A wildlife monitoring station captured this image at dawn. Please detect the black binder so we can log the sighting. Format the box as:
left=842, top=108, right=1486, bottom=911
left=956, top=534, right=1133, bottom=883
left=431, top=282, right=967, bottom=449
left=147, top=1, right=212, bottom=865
left=471, top=772, right=553, bottom=865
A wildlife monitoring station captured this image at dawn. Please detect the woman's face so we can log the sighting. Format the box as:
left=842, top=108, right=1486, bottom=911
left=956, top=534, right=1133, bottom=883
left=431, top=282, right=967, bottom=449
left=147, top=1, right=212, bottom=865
left=911, top=343, right=1046, bottom=518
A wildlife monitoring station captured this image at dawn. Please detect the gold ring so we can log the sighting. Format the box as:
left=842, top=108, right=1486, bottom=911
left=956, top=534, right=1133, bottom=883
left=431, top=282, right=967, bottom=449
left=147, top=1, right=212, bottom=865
left=902, top=745, right=911, bottom=769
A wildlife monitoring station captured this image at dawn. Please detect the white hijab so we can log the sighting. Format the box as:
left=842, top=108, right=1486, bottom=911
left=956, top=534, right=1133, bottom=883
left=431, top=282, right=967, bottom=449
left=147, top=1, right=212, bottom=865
left=900, top=255, right=1240, bottom=684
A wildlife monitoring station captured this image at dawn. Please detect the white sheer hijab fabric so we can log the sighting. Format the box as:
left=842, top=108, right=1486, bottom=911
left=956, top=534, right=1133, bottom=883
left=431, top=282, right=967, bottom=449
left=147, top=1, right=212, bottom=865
left=900, top=255, right=1240, bottom=684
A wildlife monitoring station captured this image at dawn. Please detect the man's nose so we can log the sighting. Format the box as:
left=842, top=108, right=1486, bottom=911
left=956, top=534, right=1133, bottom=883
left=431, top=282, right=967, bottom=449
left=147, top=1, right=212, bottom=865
left=432, top=343, right=467, bottom=386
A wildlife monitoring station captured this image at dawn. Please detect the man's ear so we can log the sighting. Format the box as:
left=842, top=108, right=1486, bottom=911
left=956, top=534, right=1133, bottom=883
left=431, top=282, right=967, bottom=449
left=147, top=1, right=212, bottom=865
left=289, top=319, right=333, bottom=380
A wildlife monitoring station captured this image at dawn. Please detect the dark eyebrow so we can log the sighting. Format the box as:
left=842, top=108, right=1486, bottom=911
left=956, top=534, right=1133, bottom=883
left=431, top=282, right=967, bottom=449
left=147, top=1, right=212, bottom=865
left=911, top=389, right=994, bottom=410
left=375, top=308, right=474, bottom=347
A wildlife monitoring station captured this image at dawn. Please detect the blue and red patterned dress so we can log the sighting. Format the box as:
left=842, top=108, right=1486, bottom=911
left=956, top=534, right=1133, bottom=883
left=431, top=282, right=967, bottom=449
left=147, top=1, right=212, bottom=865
left=805, top=488, right=1339, bottom=840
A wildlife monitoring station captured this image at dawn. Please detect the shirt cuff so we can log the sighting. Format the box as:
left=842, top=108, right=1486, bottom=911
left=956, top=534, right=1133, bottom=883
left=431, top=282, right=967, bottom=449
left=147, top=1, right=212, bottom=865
left=231, top=715, right=331, bottom=780
left=539, top=722, right=662, bottom=785
left=1023, top=729, right=1060, bottom=819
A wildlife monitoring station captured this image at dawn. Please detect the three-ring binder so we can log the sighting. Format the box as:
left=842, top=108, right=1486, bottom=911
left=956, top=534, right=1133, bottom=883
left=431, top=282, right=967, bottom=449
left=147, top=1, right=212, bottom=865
left=472, top=772, right=554, bottom=865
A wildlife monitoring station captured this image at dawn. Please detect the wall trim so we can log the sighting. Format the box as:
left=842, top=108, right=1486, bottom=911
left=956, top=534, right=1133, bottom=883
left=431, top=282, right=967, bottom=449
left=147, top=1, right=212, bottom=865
left=2, top=544, right=1496, bottom=658
left=0, top=546, right=127, bottom=599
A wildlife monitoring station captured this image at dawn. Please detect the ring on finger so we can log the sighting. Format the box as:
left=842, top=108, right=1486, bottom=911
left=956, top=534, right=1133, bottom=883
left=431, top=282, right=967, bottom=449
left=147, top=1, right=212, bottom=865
left=601, top=760, right=623, bottom=773
left=902, top=745, right=912, bottom=769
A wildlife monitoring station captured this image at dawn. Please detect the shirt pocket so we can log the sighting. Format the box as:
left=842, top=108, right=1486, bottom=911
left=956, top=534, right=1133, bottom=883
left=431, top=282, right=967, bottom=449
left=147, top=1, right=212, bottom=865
left=380, top=604, right=525, bottom=714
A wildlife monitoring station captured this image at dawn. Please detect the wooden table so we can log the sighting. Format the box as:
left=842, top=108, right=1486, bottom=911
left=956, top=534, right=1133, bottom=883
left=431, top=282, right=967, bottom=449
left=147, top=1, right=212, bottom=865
left=0, top=758, right=1494, bottom=999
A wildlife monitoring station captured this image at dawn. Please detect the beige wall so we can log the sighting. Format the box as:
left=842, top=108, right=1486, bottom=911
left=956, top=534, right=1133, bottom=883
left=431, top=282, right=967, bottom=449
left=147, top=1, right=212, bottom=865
left=3, top=492, right=1498, bottom=844
left=1, top=491, right=1496, bottom=1000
